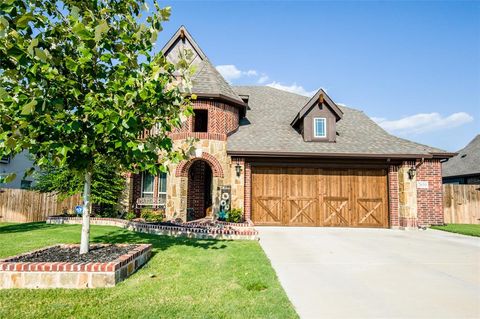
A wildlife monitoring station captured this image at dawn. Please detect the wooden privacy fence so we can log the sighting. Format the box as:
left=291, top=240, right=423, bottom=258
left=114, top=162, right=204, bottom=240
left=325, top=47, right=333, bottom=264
left=443, top=184, right=480, bottom=224
left=0, top=189, right=81, bottom=223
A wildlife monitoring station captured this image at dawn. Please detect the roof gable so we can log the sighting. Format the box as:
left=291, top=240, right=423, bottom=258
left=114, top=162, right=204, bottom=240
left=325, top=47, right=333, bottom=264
left=291, top=89, right=343, bottom=127
left=161, top=26, right=245, bottom=107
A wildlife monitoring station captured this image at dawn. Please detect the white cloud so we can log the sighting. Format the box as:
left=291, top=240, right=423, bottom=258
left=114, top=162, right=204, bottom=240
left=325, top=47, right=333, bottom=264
left=215, top=64, right=316, bottom=97
left=266, top=81, right=317, bottom=97
left=216, top=64, right=258, bottom=82
left=373, top=112, right=474, bottom=134
left=257, top=74, right=269, bottom=84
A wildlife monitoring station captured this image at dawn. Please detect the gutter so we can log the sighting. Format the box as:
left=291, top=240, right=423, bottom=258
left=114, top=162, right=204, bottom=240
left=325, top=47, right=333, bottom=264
left=227, top=150, right=455, bottom=160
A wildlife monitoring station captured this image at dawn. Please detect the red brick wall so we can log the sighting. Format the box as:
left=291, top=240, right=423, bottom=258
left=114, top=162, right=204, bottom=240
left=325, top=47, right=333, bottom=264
left=171, top=100, right=239, bottom=141
left=187, top=160, right=212, bottom=220
left=416, top=159, right=443, bottom=226
left=388, top=165, right=400, bottom=227
left=244, top=161, right=252, bottom=221
left=132, top=173, right=142, bottom=214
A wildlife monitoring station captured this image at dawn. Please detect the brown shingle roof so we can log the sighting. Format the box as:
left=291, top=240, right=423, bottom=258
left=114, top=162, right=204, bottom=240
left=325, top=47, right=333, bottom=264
left=228, top=86, right=449, bottom=158
left=442, top=135, right=480, bottom=177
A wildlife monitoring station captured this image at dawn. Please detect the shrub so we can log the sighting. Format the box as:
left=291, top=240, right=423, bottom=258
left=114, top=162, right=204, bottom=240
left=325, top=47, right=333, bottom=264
left=97, top=206, right=118, bottom=218
left=226, top=208, right=243, bottom=223
left=141, top=209, right=164, bottom=223
left=125, top=211, right=136, bottom=221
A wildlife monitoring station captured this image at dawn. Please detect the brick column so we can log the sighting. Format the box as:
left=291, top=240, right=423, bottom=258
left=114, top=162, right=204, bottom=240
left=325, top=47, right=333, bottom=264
left=244, top=162, right=252, bottom=221
left=388, top=165, right=400, bottom=227
left=416, top=159, right=443, bottom=226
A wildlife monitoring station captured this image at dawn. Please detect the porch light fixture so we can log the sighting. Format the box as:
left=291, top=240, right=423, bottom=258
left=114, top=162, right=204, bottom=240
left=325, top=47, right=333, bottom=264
left=408, top=166, right=416, bottom=180
left=235, top=163, right=242, bottom=178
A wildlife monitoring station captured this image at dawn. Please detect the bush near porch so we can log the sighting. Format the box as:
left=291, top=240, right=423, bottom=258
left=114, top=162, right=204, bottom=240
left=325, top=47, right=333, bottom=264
left=0, top=223, right=297, bottom=319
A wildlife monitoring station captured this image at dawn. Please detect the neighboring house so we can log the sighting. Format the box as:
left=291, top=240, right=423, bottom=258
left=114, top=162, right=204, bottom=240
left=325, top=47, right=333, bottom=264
left=125, top=26, right=454, bottom=228
left=0, top=150, right=35, bottom=189
left=442, top=135, right=480, bottom=185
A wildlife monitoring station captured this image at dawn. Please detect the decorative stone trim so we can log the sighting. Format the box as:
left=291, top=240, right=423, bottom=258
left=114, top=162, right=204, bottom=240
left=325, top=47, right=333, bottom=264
left=170, top=132, right=227, bottom=141
left=175, top=151, right=224, bottom=177
left=47, top=217, right=259, bottom=241
left=0, top=244, right=151, bottom=289
left=184, top=218, right=254, bottom=228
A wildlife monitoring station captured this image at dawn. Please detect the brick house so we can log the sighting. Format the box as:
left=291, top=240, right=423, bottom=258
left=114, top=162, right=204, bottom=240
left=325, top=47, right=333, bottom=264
left=125, top=26, right=454, bottom=228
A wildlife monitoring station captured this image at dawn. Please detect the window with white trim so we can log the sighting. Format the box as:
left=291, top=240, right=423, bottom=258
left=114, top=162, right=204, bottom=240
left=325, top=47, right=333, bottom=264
left=157, top=172, right=167, bottom=206
left=141, top=172, right=168, bottom=205
left=313, top=118, right=327, bottom=138
left=141, top=172, right=155, bottom=198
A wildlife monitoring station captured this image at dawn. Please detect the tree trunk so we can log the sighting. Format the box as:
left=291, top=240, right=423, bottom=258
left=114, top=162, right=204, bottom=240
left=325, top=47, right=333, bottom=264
left=80, top=170, right=92, bottom=254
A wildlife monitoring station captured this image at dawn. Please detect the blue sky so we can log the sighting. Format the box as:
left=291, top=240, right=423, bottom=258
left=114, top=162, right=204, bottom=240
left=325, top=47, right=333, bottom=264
left=155, top=0, right=479, bottom=152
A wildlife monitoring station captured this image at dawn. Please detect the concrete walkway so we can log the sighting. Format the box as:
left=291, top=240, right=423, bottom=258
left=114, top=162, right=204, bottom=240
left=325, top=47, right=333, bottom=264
left=257, top=227, right=480, bottom=319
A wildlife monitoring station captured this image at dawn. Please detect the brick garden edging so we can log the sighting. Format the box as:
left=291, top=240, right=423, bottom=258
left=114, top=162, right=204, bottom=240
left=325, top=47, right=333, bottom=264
left=46, top=216, right=259, bottom=240
left=0, top=244, right=151, bottom=289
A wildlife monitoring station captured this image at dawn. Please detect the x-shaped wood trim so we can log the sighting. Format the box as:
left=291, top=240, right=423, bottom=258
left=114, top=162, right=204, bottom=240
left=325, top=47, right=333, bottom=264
left=357, top=198, right=382, bottom=224
left=255, top=198, right=281, bottom=222
left=324, top=197, right=349, bottom=224
left=288, top=199, right=316, bottom=223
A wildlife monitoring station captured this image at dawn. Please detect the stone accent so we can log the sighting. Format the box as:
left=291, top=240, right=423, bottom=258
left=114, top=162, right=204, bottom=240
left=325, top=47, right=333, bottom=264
left=398, top=161, right=418, bottom=228
left=389, top=159, right=444, bottom=229
left=47, top=216, right=259, bottom=240
left=0, top=244, right=151, bottom=289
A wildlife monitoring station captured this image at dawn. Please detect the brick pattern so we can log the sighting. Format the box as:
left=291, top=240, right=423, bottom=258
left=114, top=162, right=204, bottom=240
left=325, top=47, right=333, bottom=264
left=388, top=165, right=400, bottom=227
left=0, top=244, right=151, bottom=289
left=416, top=159, right=444, bottom=226
left=187, top=160, right=211, bottom=219
left=132, top=173, right=142, bottom=212
left=171, top=100, right=239, bottom=141
left=47, top=216, right=259, bottom=240
left=0, top=244, right=150, bottom=272
left=244, top=161, right=252, bottom=221
left=175, top=151, right=224, bottom=177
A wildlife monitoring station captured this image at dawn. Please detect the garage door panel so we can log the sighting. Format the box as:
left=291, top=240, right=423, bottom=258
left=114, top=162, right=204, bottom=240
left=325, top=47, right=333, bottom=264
left=251, top=166, right=388, bottom=228
left=283, top=168, right=319, bottom=226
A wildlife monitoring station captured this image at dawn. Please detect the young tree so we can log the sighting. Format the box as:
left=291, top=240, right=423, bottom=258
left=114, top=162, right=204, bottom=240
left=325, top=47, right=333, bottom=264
left=0, top=1, right=193, bottom=253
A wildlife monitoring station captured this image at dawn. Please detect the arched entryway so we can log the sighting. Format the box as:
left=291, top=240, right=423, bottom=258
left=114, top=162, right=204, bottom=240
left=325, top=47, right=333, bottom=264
left=187, top=160, right=213, bottom=221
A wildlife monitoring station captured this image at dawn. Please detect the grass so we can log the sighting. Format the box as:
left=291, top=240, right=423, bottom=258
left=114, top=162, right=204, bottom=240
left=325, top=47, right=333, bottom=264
left=0, top=222, right=297, bottom=319
left=431, top=224, right=480, bottom=237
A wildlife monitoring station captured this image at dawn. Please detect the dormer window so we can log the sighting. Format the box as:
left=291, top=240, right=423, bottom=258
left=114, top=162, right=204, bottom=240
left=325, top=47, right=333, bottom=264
left=313, top=118, right=327, bottom=138
left=193, top=110, right=208, bottom=132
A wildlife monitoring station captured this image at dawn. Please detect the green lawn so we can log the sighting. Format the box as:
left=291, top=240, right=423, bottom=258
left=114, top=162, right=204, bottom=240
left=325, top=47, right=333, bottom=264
left=431, top=224, right=480, bottom=237
left=0, top=223, right=297, bottom=319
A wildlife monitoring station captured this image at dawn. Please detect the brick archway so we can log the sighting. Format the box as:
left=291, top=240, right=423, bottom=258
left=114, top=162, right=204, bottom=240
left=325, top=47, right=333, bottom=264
left=175, top=152, right=224, bottom=178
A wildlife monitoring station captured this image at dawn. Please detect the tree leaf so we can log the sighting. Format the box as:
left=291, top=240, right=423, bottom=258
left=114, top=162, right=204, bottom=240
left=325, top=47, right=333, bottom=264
left=21, top=100, right=37, bottom=115
left=72, top=22, right=92, bottom=40
left=1, top=173, right=17, bottom=184
left=34, top=48, right=48, bottom=62
left=94, top=20, right=109, bottom=43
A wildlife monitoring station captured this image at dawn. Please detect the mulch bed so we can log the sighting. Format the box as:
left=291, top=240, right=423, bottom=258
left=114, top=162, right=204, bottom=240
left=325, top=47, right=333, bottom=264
left=10, top=245, right=139, bottom=263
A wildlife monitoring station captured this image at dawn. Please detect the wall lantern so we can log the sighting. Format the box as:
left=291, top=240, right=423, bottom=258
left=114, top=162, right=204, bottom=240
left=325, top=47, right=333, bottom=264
left=235, top=163, right=243, bottom=178
left=195, top=148, right=203, bottom=158
left=408, top=166, right=416, bottom=180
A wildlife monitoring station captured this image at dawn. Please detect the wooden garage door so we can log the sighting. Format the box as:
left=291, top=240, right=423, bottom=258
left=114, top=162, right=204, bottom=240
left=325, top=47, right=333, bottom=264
left=252, top=167, right=388, bottom=227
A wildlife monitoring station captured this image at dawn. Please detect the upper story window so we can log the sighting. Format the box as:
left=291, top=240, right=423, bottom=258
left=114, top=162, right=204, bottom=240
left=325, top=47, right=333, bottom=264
left=313, top=118, right=327, bottom=138
left=193, top=110, right=208, bottom=132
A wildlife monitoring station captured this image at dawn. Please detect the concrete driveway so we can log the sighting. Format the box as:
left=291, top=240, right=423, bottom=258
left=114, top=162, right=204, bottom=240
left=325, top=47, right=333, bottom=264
left=257, top=227, right=480, bottom=319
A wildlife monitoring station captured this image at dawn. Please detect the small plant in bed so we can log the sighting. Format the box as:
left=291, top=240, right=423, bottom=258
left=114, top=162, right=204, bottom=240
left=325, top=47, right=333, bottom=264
left=141, top=208, right=165, bottom=223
